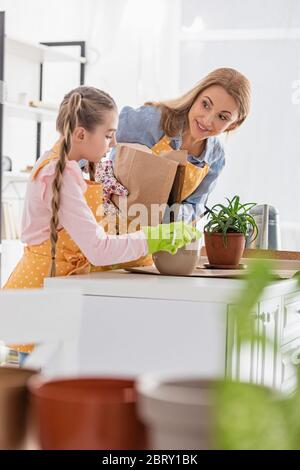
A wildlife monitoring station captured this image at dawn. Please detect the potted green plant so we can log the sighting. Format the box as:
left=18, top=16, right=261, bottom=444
left=204, top=195, right=258, bottom=268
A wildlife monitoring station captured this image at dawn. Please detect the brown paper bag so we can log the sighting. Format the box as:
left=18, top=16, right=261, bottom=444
left=112, top=143, right=179, bottom=227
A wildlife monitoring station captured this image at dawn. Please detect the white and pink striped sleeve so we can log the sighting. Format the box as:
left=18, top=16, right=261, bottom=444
left=44, top=162, right=148, bottom=266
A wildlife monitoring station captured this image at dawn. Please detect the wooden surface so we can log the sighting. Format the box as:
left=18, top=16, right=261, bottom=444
left=243, top=248, right=300, bottom=260
left=126, top=265, right=248, bottom=278
left=125, top=264, right=299, bottom=280
left=200, top=246, right=300, bottom=260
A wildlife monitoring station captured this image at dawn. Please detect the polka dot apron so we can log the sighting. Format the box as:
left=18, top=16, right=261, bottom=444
left=2, top=150, right=151, bottom=352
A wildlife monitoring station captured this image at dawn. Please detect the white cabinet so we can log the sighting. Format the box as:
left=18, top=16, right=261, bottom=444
left=77, top=296, right=227, bottom=377
left=44, top=271, right=300, bottom=386
left=280, top=339, right=300, bottom=394
left=226, top=303, right=259, bottom=383
left=256, top=298, right=281, bottom=388
left=279, top=293, right=300, bottom=394
left=51, top=289, right=300, bottom=390
left=226, top=290, right=300, bottom=392
left=282, top=294, right=300, bottom=345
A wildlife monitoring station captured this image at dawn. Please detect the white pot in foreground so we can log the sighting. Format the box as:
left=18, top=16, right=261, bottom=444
left=136, top=373, right=216, bottom=450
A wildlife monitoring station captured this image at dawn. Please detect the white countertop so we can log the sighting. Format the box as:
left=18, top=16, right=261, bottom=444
left=44, top=269, right=299, bottom=303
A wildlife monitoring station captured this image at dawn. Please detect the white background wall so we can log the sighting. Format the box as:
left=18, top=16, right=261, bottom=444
left=181, top=0, right=300, bottom=249
left=0, top=0, right=299, bottom=250
left=0, top=0, right=181, bottom=169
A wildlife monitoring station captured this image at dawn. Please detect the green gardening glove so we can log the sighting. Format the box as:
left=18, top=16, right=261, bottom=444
left=142, top=221, right=201, bottom=255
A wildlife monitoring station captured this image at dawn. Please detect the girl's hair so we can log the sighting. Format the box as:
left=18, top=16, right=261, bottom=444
left=146, top=67, right=251, bottom=137
left=50, top=86, right=117, bottom=277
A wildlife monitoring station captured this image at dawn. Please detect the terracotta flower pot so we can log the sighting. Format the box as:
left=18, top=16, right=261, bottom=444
left=137, top=373, right=216, bottom=450
left=204, top=232, right=246, bottom=267
left=153, top=239, right=200, bottom=275
left=0, top=367, right=37, bottom=449
left=28, top=376, right=147, bottom=450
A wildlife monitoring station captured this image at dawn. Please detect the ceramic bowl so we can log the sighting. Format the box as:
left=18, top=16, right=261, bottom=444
left=153, top=239, right=201, bottom=275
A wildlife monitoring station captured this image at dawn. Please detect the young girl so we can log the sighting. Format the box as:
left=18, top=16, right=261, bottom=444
left=108, top=67, right=251, bottom=223
left=4, top=86, right=198, bottom=292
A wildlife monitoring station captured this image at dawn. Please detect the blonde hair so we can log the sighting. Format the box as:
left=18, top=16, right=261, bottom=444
left=50, top=86, right=117, bottom=277
left=146, top=68, right=251, bottom=137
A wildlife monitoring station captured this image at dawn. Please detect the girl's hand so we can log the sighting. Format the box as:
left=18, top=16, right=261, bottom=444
left=142, top=222, right=201, bottom=255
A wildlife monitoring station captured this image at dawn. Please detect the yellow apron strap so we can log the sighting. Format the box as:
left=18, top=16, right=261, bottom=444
left=31, top=156, right=57, bottom=180
left=151, top=135, right=172, bottom=155
left=181, top=161, right=210, bottom=200
left=31, top=141, right=61, bottom=180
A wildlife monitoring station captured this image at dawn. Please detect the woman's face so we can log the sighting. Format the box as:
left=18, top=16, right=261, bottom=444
left=188, top=85, right=240, bottom=141
left=73, top=109, right=118, bottom=163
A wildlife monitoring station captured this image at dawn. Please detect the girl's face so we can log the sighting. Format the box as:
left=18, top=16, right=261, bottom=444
left=73, top=110, right=118, bottom=163
left=188, top=85, right=240, bottom=141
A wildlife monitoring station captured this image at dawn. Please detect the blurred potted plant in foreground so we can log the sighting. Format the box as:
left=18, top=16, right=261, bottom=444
left=204, top=195, right=258, bottom=267
left=136, top=260, right=288, bottom=450
left=136, top=258, right=300, bottom=450
left=215, top=261, right=300, bottom=450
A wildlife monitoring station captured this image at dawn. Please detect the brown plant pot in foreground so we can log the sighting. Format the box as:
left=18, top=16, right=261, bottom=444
left=28, top=376, right=147, bottom=450
left=0, top=367, right=37, bottom=449
left=204, top=232, right=246, bottom=267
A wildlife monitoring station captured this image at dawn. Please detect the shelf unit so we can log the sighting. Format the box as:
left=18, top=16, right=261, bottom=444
left=0, top=10, right=86, bottom=253
left=36, top=40, right=86, bottom=159
left=180, top=28, right=300, bottom=42
left=2, top=170, right=30, bottom=181
left=2, top=171, right=29, bottom=196
left=4, top=101, right=58, bottom=122
left=6, top=35, right=87, bottom=64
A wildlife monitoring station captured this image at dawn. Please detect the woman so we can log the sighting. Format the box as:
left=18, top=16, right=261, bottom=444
left=109, top=67, right=251, bottom=223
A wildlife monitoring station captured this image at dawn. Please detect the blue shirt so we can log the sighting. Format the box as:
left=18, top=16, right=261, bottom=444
left=110, top=105, right=226, bottom=223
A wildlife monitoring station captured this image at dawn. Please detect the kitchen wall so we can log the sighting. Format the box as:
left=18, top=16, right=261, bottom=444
left=1, top=0, right=91, bottom=169
left=181, top=0, right=300, bottom=249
